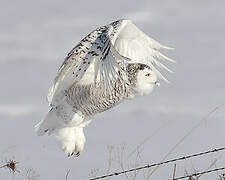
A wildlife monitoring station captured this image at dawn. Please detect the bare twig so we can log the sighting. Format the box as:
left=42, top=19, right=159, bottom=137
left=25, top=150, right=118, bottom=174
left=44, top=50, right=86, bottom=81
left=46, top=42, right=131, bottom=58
left=24, top=168, right=40, bottom=180
left=117, top=144, right=130, bottom=180
left=132, top=148, right=142, bottom=180
left=66, top=169, right=70, bottom=180
left=172, top=166, right=225, bottom=180
left=196, top=157, right=219, bottom=179
left=126, top=120, right=171, bottom=161
left=106, top=145, right=114, bottom=179
left=172, top=164, right=177, bottom=180
left=89, top=169, right=100, bottom=179
left=218, top=173, right=225, bottom=180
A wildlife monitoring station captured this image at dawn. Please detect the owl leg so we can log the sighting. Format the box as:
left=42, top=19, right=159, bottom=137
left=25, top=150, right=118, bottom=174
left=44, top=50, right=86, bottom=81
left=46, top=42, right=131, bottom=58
left=53, top=118, right=92, bottom=157
left=73, top=126, right=86, bottom=156
left=53, top=126, right=85, bottom=157
left=72, top=120, right=92, bottom=156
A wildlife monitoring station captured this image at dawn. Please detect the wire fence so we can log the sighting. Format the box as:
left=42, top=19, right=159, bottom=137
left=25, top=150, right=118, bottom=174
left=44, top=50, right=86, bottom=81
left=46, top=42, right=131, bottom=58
left=89, top=147, right=225, bottom=180
left=172, top=166, right=225, bottom=180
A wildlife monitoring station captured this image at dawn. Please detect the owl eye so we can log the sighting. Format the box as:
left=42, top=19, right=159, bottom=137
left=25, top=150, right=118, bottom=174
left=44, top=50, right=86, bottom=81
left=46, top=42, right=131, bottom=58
left=145, top=73, right=151, bottom=77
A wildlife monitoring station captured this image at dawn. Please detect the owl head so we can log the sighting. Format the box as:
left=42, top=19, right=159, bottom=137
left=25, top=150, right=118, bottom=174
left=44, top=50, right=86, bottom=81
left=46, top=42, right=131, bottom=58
left=127, top=63, right=159, bottom=96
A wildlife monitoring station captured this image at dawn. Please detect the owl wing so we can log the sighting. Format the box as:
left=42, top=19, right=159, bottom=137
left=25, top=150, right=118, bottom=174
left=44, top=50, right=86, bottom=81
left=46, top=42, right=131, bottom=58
left=48, top=26, right=130, bottom=107
left=113, top=20, right=175, bottom=83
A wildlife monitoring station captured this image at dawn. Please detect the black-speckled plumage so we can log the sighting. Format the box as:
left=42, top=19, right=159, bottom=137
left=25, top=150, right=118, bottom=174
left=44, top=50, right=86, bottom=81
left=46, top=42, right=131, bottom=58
left=65, top=63, right=148, bottom=116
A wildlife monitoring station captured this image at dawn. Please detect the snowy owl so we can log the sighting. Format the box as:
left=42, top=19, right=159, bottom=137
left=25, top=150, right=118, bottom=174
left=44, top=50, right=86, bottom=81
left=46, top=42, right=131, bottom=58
left=35, top=19, right=175, bottom=156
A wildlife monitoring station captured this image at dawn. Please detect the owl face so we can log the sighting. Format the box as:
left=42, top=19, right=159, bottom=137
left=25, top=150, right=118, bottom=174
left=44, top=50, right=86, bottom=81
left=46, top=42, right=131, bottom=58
left=135, top=66, right=159, bottom=96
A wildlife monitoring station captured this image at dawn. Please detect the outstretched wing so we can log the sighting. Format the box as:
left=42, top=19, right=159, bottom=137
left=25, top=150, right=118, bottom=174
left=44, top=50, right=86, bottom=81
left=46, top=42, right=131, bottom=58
left=48, top=26, right=129, bottom=106
left=112, top=20, right=175, bottom=83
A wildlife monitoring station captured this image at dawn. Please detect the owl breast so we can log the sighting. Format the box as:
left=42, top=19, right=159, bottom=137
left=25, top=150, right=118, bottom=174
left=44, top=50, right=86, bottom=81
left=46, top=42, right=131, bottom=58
left=65, top=82, right=129, bottom=116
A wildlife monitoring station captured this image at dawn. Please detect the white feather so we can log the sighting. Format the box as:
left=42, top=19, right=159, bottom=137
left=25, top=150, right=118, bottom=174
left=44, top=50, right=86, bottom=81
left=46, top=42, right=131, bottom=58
left=113, top=20, right=175, bottom=81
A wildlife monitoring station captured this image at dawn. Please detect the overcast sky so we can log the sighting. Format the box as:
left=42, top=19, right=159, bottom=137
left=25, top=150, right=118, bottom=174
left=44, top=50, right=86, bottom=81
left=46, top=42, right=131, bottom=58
left=0, top=0, right=225, bottom=179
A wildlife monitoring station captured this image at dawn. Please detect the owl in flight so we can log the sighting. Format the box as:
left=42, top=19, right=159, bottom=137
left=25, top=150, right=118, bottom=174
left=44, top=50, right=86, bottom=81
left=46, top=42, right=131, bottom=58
left=35, top=19, right=175, bottom=156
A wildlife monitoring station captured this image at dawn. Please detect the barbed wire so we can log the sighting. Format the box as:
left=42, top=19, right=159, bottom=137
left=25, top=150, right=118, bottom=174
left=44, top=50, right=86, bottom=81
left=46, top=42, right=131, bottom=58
left=89, top=147, right=225, bottom=180
left=147, top=104, right=225, bottom=178
left=172, top=166, right=225, bottom=180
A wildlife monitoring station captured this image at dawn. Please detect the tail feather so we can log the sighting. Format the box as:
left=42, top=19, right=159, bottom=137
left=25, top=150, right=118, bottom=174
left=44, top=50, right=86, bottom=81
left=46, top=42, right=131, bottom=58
left=35, top=106, right=92, bottom=156
left=35, top=108, right=62, bottom=136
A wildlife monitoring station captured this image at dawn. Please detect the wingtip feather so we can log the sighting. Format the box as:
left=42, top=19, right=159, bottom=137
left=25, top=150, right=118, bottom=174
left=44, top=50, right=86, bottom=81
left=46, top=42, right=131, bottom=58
left=160, top=45, right=175, bottom=50
left=158, top=52, right=176, bottom=63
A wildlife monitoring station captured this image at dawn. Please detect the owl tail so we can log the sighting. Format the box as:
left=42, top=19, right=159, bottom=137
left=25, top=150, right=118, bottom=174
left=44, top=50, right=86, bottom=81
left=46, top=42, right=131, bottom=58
left=35, top=108, right=92, bottom=156
left=34, top=108, right=62, bottom=136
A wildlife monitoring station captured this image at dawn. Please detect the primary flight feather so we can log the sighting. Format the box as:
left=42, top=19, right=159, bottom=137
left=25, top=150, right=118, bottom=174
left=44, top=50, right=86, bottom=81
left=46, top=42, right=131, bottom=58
left=35, top=19, right=175, bottom=156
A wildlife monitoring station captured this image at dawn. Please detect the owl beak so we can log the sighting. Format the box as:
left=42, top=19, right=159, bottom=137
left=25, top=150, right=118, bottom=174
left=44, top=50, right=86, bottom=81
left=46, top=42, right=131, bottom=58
left=155, top=81, right=160, bottom=86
